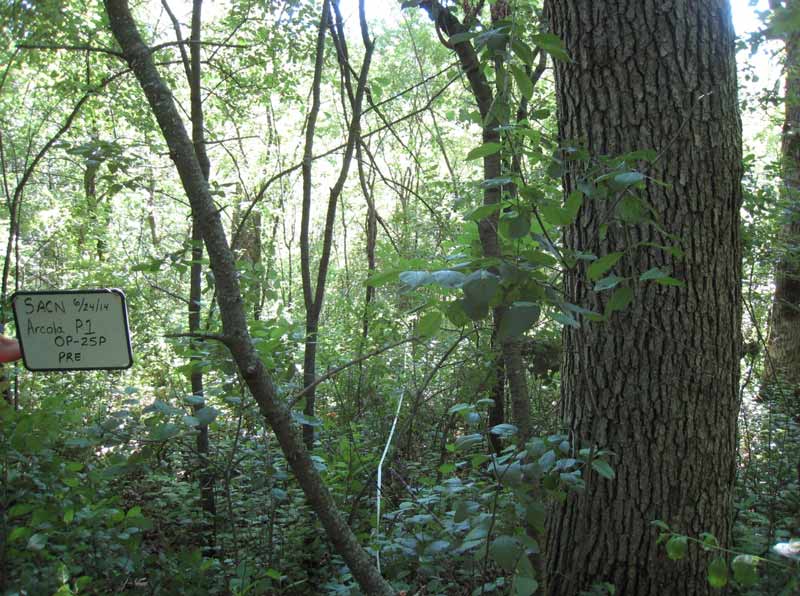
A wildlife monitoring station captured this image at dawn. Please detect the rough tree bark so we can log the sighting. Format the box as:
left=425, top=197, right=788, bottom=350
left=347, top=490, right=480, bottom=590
left=103, top=2, right=394, bottom=593
left=764, top=0, right=800, bottom=411
left=545, top=1, right=742, bottom=594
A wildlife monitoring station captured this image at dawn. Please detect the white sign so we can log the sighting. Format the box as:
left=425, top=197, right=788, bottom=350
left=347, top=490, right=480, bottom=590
left=12, top=289, right=133, bottom=371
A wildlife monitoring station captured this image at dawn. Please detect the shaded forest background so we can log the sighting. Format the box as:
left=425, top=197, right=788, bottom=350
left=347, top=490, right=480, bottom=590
left=0, top=0, right=798, bottom=595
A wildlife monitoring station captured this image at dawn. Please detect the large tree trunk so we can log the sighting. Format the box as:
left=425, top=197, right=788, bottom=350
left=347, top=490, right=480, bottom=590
left=103, top=3, right=393, bottom=594
left=764, top=0, right=800, bottom=410
left=545, top=2, right=742, bottom=594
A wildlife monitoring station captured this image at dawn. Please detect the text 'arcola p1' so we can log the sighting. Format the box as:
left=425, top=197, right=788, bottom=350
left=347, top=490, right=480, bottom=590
left=11, top=289, right=133, bottom=371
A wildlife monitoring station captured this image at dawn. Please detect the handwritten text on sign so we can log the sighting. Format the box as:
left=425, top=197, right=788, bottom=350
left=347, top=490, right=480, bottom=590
left=12, top=289, right=133, bottom=371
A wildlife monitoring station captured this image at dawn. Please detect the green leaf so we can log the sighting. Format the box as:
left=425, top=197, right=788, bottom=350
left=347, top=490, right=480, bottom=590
left=606, top=287, right=634, bottom=315
left=700, top=533, right=719, bottom=551
left=426, top=540, right=451, bottom=555
left=466, top=142, right=502, bottom=161
left=446, top=300, right=471, bottom=327
left=666, top=535, right=688, bottom=560
left=523, top=249, right=557, bottom=268
left=707, top=556, right=728, bottom=588
left=131, top=258, right=164, bottom=273
left=76, top=576, right=92, bottom=591
left=490, top=423, right=518, bottom=437
left=184, top=394, right=205, bottom=406
left=565, top=190, right=583, bottom=221
left=63, top=508, right=74, bottom=524
left=461, top=297, right=489, bottom=321
left=462, top=270, right=500, bottom=306
left=547, top=157, right=564, bottom=179
left=365, top=269, right=400, bottom=287
left=538, top=450, right=556, bottom=473
left=8, top=504, right=33, bottom=519
left=438, top=462, right=456, bottom=475
left=732, top=554, right=759, bottom=586
left=510, top=64, right=533, bottom=100
left=418, top=311, right=443, bottom=338
left=540, top=202, right=577, bottom=226
left=489, top=535, right=523, bottom=572
left=613, top=171, right=645, bottom=187
left=399, top=270, right=432, bottom=289
left=195, top=406, right=219, bottom=426
left=617, top=195, right=648, bottom=223
left=512, top=575, right=539, bottom=596
left=455, top=433, right=483, bottom=451
left=266, top=568, right=282, bottom=580
left=453, top=500, right=471, bottom=523
left=183, top=415, right=200, bottom=427
left=531, top=33, right=570, bottom=62
left=525, top=501, right=546, bottom=532
left=594, top=275, right=623, bottom=292
left=449, top=31, right=477, bottom=44
left=150, top=423, right=180, bottom=442
left=530, top=108, right=550, bottom=120
left=552, top=311, right=579, bottom=328
left=651, top=520, right=671, bottom=531
left=500, top=213, right=531, bottom=239
left=291, top=411, right=323, bottom=427
left=471, top=453, right=490, bottom=467
left=511, top=38, right=534, bottom=65
left=497, top=302, right=541, bottom=340
left=481, top=176, right=514, bottom=189
left=27, top=532, right=48, bottom=551
left=466, top=203, right=502, bottom=222
left=591, top=459, right=615, bottom=480
left=587, top=252, right=623, bottom=281
left=655, top=276, right=685, bottom=287
left=639, top=267, right=668, bottom=281
left=448, top=403, right=473, bottom=416
left=519, top=184, right=543, bottom=202
left=9, top=526, right=30, bottom=543
left=431, top=270, right=466, bottom=288
left=618, top=149, right=658, bottom=163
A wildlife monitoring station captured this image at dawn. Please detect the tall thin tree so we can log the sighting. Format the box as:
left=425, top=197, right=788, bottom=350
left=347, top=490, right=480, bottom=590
left=161, top=0, right=217, bottom=533
left=299, top=0, right=374, bottom=449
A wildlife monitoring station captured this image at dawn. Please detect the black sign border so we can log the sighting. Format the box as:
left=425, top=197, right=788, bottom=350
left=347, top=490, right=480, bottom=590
left=11, top=288, right=133, bottom=372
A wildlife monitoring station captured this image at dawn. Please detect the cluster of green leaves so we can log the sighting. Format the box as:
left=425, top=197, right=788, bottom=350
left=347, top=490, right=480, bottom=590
left=375, top=394, right=615, bottom=595
left=654, top=520, right=799, bottom=593
left=0, top=395, right=154, bottom=595
left=384, top=146, right=687, bottom=348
